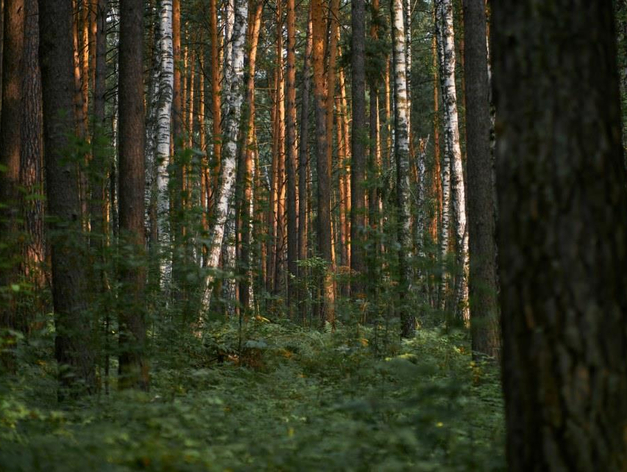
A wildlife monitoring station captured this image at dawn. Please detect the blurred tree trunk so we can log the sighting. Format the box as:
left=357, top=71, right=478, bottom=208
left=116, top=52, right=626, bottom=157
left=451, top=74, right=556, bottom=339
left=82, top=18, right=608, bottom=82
left=493, top=1, right=627, bottom=470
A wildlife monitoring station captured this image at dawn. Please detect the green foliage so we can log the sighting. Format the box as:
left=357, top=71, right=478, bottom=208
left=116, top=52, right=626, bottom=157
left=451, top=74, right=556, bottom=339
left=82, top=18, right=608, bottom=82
left=0, top=322, right=505, bottom=471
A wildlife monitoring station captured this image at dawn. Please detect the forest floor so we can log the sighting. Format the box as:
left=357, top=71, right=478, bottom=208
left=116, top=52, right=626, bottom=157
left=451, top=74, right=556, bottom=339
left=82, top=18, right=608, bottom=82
left=0, top=321, right=505, bottom=471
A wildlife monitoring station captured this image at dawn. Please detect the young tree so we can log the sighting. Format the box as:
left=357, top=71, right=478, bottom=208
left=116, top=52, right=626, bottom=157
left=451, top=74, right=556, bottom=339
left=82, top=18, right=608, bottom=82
left=493, top=1, right=627, bottom=469
left=118, top=0, right=148, bottom=390
left=39, top=0, right=96, bottom=396
left=463, top=0, right=499, bottom=359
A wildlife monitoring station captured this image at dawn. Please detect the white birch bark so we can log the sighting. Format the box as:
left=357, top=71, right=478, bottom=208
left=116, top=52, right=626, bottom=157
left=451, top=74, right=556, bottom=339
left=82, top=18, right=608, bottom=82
left=156, top=0, right=174, bottom=285
left=203, top=0, right=248, bottom=308
left=392, top=0, right=415, bottom=336
left=436, top=0, right=468, bottom=320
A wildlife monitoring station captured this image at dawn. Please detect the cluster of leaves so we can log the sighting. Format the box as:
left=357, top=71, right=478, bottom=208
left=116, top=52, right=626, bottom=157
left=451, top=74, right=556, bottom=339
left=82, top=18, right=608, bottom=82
left=0, top=321, right=505, bottom=471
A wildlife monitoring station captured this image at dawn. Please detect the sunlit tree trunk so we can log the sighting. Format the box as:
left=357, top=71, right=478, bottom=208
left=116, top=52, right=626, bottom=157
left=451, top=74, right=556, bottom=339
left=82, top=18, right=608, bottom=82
left=237, top=0, right=262, bottom=313
left=156, top=0, right=174, bottom=284
left=312, top=0, right=335, bottom=325
left=297, top=10, right=312, bottom=322
left=436, top=0, right=467, bottom=321
left=285, top=0, right=298, bottom=313
left=207, top=0, right=222, bottom=221
left=203, top=0, right=248, bottom=307
left=493, top=1, right=627, bottom=469
left=391, top=0, right=414, bottom=337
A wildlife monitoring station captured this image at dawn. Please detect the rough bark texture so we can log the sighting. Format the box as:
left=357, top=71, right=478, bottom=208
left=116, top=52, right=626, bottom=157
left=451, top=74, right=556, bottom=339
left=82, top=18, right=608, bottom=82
left=285, top=0, right=298, bottom=312
left=0, top=0, right=24, bottom=337
left=391, top=0, right=414, bottom=337
left=118, top=0, right=148, bottom=390
left=39, top=0, right=96, bottom=396
left=350, top=0, right=366, bottom=299
left=312, top=0, right=335, bottom=325
left=492, top=1, right=627, bottom=470
left=297, top=11, right=312, bottom=322
left=20, top=0, right=45, bottom=312
left=463, top=0, right=499, bottom=359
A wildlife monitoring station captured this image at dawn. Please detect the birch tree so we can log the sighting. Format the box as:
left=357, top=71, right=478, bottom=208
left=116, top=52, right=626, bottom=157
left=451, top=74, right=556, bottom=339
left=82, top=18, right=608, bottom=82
left=391, top=0, right=414, bottom=337
left=156, top=0, right=174, bottom=283
left=203, top=0, right=248, bottom=308
left=435, top=0, right=467, bottom=320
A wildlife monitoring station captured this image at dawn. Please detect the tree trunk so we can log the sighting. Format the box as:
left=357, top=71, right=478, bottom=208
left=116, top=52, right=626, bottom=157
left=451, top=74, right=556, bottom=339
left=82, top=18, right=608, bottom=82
left=297, top=10, right=312, bottom=322
left=156, top=0, right=174, bottom=284
left=118, top=0, right=148, bottom=390
left=312, top=0, right=335, bottom=326
left=463, top=0, right=499, bottom=359
left=436, top=0, right=467, bottom=321
left=0, top=0, right=25, bottom=340
left=391, top=0, right=414, bottom=337
left=39, top=0, right=96, bottom=397
left=202, top=0, right=248, bottom=307
left=285, top=0, right=298, bottom=313
left=350, top=0, right=366, bottom=299
left=493, top=1, right=627, bottom=470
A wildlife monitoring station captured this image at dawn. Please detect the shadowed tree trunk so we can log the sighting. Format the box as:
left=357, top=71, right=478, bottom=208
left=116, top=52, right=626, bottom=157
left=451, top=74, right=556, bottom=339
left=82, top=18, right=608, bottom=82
left=39, top=0, right=96, bottom=397
left=350, top=0, right=366, bottom=299
left=493, top=1, right=627, bottom=469
left=463, top=0, right=499, bottom=359
left=118, top=0, right=149, bottom=390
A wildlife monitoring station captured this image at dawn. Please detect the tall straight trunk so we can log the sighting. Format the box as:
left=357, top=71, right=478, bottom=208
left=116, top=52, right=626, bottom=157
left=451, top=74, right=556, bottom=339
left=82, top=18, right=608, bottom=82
left=350, top=0, right=366, bottom=298
left=285, top=0, right=298, bottom=312
left=156, top=0, right=174, bottom=283
left=463, top=0, right=499, bottom=359
left=118, top=0, right=148, bottom=391
left=430, top=30, right=441, bottom=244
left=0, top=0, right=25, bottom=339
left=90, top=0, right=108, bottom=253
left=203, top=0, right=248, bottom=306
left=208, top=0, right=222, bottom=220
left=436, top=0, right=467, bottom=319
left=297, top=11, right=313, bottom=322
left=312, top=0, right=335, bottom=325
left=493, top=1, right=627, bottom=469
left=391, top=0, right=414, bottom=337
left=39, top=0, right=95, bottom=396
left=237, top=0, right=262, bottom=313
left=20, top=0, right=45, bottom=312
left=0, top=0, right=4, bottom=121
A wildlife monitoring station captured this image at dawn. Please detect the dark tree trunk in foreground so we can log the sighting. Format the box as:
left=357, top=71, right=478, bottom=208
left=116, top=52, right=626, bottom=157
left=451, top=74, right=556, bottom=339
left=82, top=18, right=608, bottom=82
left=118, top=0, right=148, bottom=390
left=463, top=0, right=499, bottom=359
left=493, top=1, right=627, bottom=470
left=39, top=0, right=95, bottom=397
